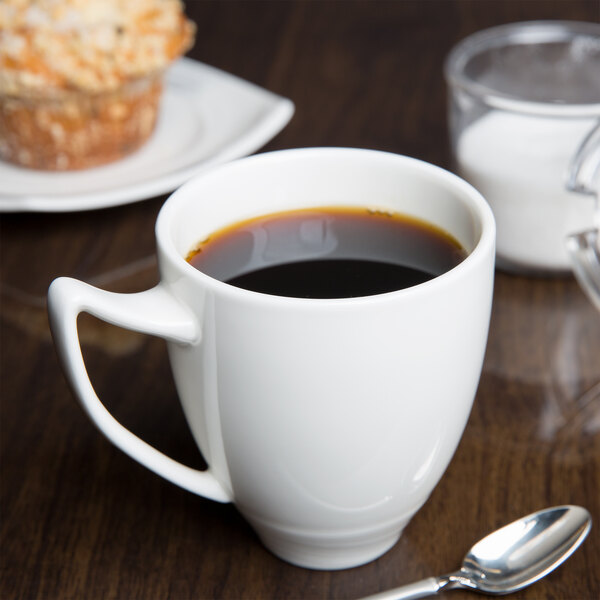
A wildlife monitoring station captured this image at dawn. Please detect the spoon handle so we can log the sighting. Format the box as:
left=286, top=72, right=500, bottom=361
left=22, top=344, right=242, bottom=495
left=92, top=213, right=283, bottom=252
left=359, top=576, right=441, bottom=600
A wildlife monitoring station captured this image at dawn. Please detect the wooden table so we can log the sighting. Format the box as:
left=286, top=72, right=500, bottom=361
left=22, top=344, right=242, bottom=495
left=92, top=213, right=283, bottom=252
left=2, top=2, right=599, bottom=598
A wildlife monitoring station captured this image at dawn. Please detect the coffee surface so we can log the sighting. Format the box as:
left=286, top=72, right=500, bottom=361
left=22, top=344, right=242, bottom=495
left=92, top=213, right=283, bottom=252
left=186, top=207, right=466, bottom=298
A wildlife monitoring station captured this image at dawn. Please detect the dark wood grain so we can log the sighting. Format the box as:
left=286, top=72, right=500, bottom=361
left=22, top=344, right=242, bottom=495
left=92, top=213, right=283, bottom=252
left=1, top=1, right=599, bottom=599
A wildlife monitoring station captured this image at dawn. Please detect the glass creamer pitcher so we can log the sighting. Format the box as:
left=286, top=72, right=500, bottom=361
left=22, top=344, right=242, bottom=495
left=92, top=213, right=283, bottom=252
left=445, top=20, right=600, bottom=275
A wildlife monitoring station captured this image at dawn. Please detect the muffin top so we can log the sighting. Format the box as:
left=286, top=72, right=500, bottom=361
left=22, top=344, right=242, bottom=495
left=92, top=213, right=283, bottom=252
left=0, top=0, right=195, bottom=96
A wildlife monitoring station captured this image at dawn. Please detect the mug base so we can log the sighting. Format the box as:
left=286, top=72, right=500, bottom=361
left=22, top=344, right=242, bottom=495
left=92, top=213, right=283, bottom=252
left=256, top=525, right=406, bottom=570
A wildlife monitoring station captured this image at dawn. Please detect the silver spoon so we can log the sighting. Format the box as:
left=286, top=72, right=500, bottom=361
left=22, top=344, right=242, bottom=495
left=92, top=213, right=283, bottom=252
left=361, top=505, right=591, bottom=600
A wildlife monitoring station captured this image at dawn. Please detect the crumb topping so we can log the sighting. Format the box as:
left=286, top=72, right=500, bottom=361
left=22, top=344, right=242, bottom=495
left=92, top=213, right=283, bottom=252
left=0, top=0, right=195, bottom=95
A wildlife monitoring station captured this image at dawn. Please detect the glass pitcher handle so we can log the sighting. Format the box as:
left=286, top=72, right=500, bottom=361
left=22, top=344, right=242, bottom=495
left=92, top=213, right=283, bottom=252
left=566, top=120, right=600, bottom=199
left=565, top=120, right=600, bottom=310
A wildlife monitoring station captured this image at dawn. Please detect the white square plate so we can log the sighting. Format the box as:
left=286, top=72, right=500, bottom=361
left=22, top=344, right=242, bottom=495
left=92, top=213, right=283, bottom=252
left=0, top=58, right=294, bottom=212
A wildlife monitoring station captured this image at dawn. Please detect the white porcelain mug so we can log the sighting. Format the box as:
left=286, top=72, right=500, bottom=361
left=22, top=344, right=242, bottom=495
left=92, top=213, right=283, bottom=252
left=48, top=148, right=496, bottom=570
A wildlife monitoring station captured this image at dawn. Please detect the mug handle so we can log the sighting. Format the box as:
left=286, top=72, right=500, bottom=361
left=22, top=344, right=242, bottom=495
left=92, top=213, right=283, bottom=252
left=47, top=277, right=232, bottom=503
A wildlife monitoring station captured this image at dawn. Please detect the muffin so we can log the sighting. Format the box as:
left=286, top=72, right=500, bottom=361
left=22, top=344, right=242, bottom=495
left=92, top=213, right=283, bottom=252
left=0, top=0, right=195, bottom=170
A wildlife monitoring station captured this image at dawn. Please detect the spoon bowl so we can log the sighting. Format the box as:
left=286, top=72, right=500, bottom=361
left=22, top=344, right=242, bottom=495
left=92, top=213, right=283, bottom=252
left=461, top=505, right=591, bottom=594
left=362, top=506, right=591, bottom=600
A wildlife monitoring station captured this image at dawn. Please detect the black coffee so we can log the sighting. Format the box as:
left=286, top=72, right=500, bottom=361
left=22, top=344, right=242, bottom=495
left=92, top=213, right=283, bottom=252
left=186, top=207, right=467, bottom=299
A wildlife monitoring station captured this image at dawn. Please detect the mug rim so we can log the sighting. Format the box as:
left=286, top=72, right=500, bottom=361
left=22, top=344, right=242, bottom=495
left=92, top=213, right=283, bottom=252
left=156, top=147, right=496, bottom=306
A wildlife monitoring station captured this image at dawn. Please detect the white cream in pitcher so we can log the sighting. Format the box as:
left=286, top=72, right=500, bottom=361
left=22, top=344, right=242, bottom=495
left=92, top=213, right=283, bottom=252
left=456, top=111, right=598, bottom=272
